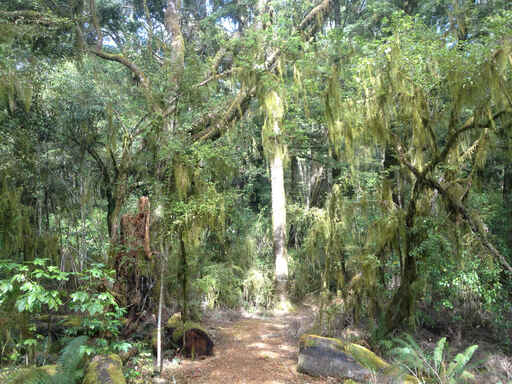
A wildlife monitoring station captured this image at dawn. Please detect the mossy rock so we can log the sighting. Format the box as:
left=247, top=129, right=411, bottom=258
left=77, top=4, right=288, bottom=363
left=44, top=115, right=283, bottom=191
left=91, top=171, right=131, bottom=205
left=0, top=365, right=57, bottom=383
left=83, top=354, right=126, bottom=384
left=298, top=334, right=418, bottom=383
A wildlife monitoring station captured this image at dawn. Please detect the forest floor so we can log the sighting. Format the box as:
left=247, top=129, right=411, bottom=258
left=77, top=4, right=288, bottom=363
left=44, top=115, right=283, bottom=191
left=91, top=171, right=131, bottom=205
left=125, top=307, right=512, bottom=384
left=159, top=309, right=337, bottom=384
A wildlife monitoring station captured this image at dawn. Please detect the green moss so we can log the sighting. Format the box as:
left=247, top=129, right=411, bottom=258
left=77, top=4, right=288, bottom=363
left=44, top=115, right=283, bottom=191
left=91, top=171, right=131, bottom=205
left=166, top=312, right=182, bottom=329
left=299, top=335, right=419, bottom=384
left=40, top=365, right=58, bottom=376
left=172, top=320, right=206, bottom=343
left=345, top=343, right=389, bottom=371
left=83, top=354, right=126, bottom=384
left=300, top=334, right=345, bottom=351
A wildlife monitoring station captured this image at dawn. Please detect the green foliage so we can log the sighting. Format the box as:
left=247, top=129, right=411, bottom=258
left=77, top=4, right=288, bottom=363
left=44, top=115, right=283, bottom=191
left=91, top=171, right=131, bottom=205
left=1, top=0, right=512, bottom=362
left=391, top=334, right=478, bottom=383
left=242, top=267, right=274, bottom=309
left=198, top=263, right=243, bottom=309
left=3, top=336, right=88, bottom=384
left=0, top=259, right=126, bottom=364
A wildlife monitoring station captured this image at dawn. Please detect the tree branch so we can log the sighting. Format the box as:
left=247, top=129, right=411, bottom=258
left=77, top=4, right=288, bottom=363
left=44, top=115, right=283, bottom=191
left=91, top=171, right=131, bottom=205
left=424, top=109, right=510, bottom=176
left=191, top=0, right=333, bottom=141
left=0, top=10, right=73, bottom=26
left=393, top=137, right=512, bottom=274
left=89, top=49, right=150, bottom=90
left=89, top=0, right=103, bottom=50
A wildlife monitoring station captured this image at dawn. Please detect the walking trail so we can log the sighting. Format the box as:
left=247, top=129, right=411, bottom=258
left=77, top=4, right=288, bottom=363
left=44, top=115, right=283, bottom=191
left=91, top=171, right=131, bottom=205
left=167, top=313, right=335, bottom=384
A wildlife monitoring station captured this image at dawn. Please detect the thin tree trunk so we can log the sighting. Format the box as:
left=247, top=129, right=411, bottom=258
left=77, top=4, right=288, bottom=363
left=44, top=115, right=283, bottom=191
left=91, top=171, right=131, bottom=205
left=271, top=149, right=289, bottom=304
left=79, top=174, right=87, bottom=272
left=504, top=138, right=512, bottom=253
left=156, top=243, right=167, bottom=373
left=179, top=231, right=189, bottom=321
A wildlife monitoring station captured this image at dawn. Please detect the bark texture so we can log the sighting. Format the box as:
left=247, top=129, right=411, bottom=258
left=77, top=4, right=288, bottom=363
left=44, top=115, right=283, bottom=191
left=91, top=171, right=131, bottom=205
left=114, top=197, right=153, bottom=332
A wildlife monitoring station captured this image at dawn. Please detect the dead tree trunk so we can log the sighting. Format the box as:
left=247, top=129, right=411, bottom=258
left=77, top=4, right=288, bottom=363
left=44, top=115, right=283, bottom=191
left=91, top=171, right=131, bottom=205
left=114, top=196, right=153, bottom=334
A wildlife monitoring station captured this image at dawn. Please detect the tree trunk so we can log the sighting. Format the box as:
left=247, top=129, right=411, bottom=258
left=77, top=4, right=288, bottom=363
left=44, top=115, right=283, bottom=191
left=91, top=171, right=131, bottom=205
left=179, top=231, right=189, bottom=321
left=155, top=243, right=167, bottom=373
left=504, top=136, right=512, bottom=253
left=271, top=149, right=289, bottom=304
left=384, top=181, right=420, bottom=333
left=109, top=173, right=127, bottom=245
left=332, top=0, right=341, bottom=28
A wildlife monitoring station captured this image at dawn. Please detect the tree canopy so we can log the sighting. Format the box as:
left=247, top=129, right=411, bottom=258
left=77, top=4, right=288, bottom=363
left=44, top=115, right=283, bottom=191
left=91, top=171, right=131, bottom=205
left=1, top=0, right=512, bottom=381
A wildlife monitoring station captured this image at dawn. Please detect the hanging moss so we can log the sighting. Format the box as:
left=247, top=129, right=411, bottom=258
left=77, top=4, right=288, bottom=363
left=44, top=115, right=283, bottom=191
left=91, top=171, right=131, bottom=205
left=174, top=160, right=191, bottom=200
left=261, top=89, right=288, bottom=164
left=0, top=177, right=35, bottom=261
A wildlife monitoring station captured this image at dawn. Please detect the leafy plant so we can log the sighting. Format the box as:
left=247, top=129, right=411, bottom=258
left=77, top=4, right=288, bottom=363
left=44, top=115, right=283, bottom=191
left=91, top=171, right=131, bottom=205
left=391, top=334, right=478, bottom=384
left=3, top=336, right=89, bottom=384
left=0, top=259, right=127, bottom=363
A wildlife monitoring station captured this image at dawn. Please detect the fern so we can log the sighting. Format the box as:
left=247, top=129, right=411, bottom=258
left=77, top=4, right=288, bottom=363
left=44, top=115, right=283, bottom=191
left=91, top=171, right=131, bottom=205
left=391, top=334, right=478, bottom=384
left=3, top=336, right=89, bottom=384
left=446, top=345, right=478, bottom=380
left=53, top=335, right=89, bottom=384
left=433, top=337, right=447, bottom=373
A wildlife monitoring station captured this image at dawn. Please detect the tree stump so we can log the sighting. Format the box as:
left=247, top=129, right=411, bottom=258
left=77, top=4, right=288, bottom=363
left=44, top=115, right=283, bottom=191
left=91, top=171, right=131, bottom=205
left=153, top=313, right=214, bottom=358
left=114, top=196, right=154, bottom=334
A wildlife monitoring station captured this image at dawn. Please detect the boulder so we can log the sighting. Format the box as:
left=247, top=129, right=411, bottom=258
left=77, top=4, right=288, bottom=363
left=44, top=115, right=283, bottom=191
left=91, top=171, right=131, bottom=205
left=298, top=334, right=418, bottom=383
left=83, top=354, right=126, bottom=384
left=0, top=365, right=57, bottom=383
left=298, top=335, right=372, bottom=382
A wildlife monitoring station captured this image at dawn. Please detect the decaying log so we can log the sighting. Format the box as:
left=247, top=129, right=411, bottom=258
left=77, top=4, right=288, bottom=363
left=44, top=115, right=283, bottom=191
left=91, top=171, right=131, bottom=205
left=83, top=354, right=126, bottom=384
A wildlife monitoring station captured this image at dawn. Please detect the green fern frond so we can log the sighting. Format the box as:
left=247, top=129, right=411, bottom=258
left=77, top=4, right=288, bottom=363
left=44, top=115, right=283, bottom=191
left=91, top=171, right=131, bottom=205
left=53, top=335, right=89, bottom=384
left=446, top=344, right=478, bottom=379
left=2, top=336, right=89, bottom=384
left=392, top=333, right=426, bottom=368
left=433, top=337, right=447, bottom=372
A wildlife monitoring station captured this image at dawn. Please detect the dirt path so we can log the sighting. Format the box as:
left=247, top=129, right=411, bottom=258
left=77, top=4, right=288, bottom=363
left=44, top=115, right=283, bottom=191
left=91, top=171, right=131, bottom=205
left=167, top=314, right=334, bottom=384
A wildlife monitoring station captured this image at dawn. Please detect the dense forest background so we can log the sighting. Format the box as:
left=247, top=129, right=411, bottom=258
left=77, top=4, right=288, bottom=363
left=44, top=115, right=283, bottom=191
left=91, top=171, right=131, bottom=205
left=1, top=0, right=512, bottom=382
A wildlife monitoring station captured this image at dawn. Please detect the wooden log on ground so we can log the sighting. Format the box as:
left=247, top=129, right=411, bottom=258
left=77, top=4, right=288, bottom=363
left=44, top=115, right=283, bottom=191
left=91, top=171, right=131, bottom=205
left=298, top=334, right=418, bottom=383
left=83, top=354, right=126, bottom=384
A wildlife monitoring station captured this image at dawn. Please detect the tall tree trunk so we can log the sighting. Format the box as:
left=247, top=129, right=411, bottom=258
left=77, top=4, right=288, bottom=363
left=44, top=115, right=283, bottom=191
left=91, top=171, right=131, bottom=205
left=271, top=148, right=289, bottom=299
left=332, top=0, right=341, bottom=28
left=179, top=230, right=189, bottom=321
left=504, top=133, right=512, bottom=253
left=384, top=180, right=421, bottom=333
left=109, top=170, right=127, bottom=245
left=262, top=89, right=289, bottom=308
left=156, top=242, right=167, bottom=374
